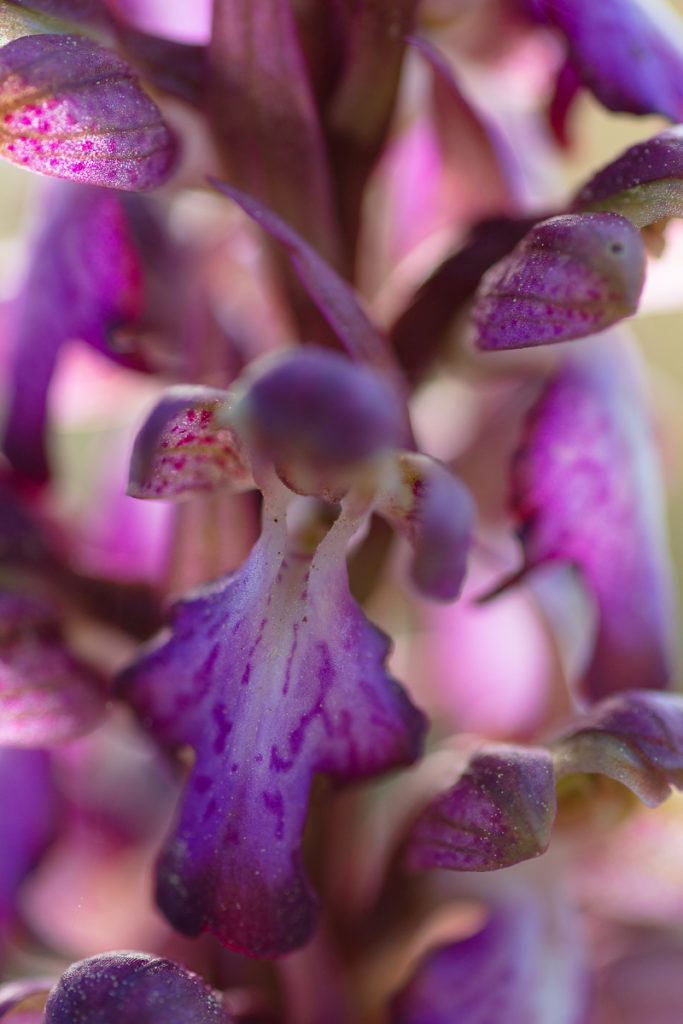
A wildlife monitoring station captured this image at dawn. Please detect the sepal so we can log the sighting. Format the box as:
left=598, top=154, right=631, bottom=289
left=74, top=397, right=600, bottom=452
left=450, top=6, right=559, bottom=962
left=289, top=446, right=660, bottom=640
left=574, top=125, right=683, bottom=228
left=553, top=690, right=683, bottom=807
left=44, top=952, right=231, bottom=1023
left=471, top=213, right=645, bottom=351
left=0, top=33, right=175, bottom=189
left=128, top=386, right=254, bottom=501
left=375, top=453, right=474, bottom=601
left=404, top=745, right=556, bottom=871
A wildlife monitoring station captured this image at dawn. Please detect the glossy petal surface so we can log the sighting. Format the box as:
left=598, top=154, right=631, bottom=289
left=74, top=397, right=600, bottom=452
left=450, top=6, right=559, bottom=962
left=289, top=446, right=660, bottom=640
left=574, top=125, right=683, bottom=228
left=472, top=213, right=645, bottom=350
left=554, top=690, right=683, bottom=807
left=4, top=182, right=143, bottom=482
left=527, top=0, right=683, bottom=121
left=128, top=387, right=253, bottom=500
left=118, top=512, right=425, bottom=957
left=0, top=592, right=106, bottom=746
left=44, top=952, right=231, bottom=1023
left=510, top=340, right=677, bottom=701
left=375, top=453, right=474, bottom=601
left=405, top=746, right=556, bottom=871
left=0, top=33, right=175, bottom=189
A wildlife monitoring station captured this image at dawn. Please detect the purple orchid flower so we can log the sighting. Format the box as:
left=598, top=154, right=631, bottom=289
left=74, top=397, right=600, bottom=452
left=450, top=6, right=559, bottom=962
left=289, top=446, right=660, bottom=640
left=117, top=348, right=474, bottom=956
left=508, top=338, right=677, bottom=702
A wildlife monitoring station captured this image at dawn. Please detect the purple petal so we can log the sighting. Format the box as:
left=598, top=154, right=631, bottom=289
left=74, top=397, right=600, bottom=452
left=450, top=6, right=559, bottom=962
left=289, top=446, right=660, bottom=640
left=44, top=952, right=231, bottom=1023
left=471, top=213, right=645, bottom=351
left=207, top=0, right=341, bottom=265
left=390, top=900, right=585, bottom=1024
left=0, top=978, right=52, bottom=1021
left=404, top=746, right=556, bottom=871
left=128, top=387, right=254, bottom=500
left=573, top=126, right=683, bottom=228
left=210, top=179, right=397, bottom=373
left=527, top=0, right=683, bottom=122
left=4, top=181, right=144, bottom=482
left=118, top=512, right=425, bottom=957
left=0, top=747, right=56, bottom=917
left=553, top=690, right=683, bottom=807
left=0, top=33, right=175, bottom=189
left=510, top=340, right=677, bottom=701
left=0, top=592, right=106, bottom=746
left=242, top=349, right=403, bottom=500
left=375, top=453, right=474, bottom=602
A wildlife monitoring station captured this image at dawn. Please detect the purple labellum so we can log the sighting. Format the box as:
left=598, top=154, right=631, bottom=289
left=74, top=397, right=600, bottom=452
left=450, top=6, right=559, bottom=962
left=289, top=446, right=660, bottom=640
left=553, top=690, right=683, bottom=807
left=404, top=746, right=556, bottom=872
left=242, top=349, right=403, bottom=501
left=390, top=901, right=556, bottom=1024
left=526, top=0, right=683, bottom=122
left=4, top=181, right=144, bottom=482
left=471, top=213, right=646, bottom=351
left=118, top=508, right=425, bottom=957
left=0, top=33, right=175, bottom=189
left=128, top=386, right=254, bottom=500
left=375, top=453, right=474, bottom=602
left=0, top=591, right=106, bottom=746
left=509, top=340, right=677, bottom=702
left=573, top=126, right=683, bottom=228
left=43, top=952, right=232, bottom=1023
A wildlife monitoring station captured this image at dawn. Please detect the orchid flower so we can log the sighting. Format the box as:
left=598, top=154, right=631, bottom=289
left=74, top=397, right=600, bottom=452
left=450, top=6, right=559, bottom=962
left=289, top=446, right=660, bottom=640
left=0, top=0, right=683, bottom=1020
left=118, top=347, right=474, bottom=957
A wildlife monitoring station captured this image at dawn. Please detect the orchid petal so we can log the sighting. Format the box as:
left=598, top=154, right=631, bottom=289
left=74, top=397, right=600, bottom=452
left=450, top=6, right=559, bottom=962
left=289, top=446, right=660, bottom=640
left=526, top=0, right=683, bottom=122
left=375, top=453, right=474, bottom=602
left=128, top=387, right=254, bottom=501
left=471, top=213, right=646, bottom=351
left=240, top=349, right=403, bottom=501
left=404, top=746, right=556, bottom=871
left=0, top=592, right=106, bottom=746
left=574, top=125, right=683, bottom=228
left=553, top=690, right=683, bottom=807
left=118, top=511, right=425, bottom=957
left=207, top=0, right=341, bottom=265
left=509, top=340, right=677, bottom=701
left=44, top=952, right=231, bottom=1023
left=389, top=900, right=583, bottom=1024
left=4, top=181, right=144, bottom=482
left=0, top=33, right=175, bottom=189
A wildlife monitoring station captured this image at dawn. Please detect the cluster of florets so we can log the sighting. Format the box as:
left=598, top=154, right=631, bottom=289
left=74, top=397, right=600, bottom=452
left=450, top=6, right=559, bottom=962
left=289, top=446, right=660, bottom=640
left=1, top=0, right=683, bottom=1021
